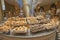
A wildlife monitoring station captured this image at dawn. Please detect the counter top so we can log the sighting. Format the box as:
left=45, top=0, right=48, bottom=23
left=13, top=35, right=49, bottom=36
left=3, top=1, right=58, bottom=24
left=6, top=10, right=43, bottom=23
left=0, top=29, right=56, bottom=38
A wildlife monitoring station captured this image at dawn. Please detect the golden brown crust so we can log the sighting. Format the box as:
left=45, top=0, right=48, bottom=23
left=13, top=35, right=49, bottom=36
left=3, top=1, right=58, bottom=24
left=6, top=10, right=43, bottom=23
left=27, top=17, right=38, bottom=24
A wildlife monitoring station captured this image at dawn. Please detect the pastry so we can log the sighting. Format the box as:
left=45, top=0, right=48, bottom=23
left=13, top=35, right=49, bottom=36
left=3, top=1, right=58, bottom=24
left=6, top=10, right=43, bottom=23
left=39, top=18, right=50, bottom=24
left=2, top=25, right=11, bottom=33
left=12, top=26, right=28, bottom=34
left=11, top=21, right=16, bottom=26
left=15, top=17, right=20, bottom=21
left=13, top=27, right=19, bottom=31
left=19, top=18, right=26, bottom=21
left=7, top=17, right=15, bottom=21
left=3, top=21, right=12, bottom=26
left=27, top=17, right=38, bottom=24
left=44, top=21, right=56, bottom=30
left=30, top=24, right=45, bottom=33
left=36, top=15, right=44, bottom=20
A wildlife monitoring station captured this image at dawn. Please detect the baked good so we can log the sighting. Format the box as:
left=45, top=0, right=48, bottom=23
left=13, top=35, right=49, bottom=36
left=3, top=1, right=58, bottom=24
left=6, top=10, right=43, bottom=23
left=11, top=21, right=16, bottom=26
left=15, top=17, right=20, bottom=21
left=12, top=26, right=28, bottom=34
left=19, top=26, right=27, bottom=32
left=30, top=24, right=45, bottom=33
left=44, top=20, right=56, bottom=30
left=36, top=15, right=44, bottom=20
left=2, top=25, right=11, bottom=33
left=3, top=21, right=11, bottom=26
left=27, top=17, right=38, bottom=24
left=19, top=18, right=26, bottom=21
left=38, top=18, right=50, bottom=24
left=19, top=21, right=27, bottom=25
left=7, top=17, right=15, bottom=21
left=16, top=18, right=27, bottom=25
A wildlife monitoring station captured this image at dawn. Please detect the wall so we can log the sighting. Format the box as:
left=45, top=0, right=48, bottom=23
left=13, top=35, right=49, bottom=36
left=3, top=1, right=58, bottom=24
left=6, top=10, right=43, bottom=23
left=4, top=1, right=16, bottom=17
left=0, top=0, right=3, bottom=21
left=4, top=1, right=20, bottom=17
left=40, top=1, right=60, bottom=11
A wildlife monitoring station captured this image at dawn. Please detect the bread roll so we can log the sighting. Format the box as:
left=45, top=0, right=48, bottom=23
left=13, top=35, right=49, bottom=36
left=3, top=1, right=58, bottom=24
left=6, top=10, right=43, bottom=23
left=36, top=15, right=44, bottom=20
left=27, top=17, right=38, bottom=24
left=2, top=25, right=11, bottom=32
left=12, top=26, right=28, bottom=34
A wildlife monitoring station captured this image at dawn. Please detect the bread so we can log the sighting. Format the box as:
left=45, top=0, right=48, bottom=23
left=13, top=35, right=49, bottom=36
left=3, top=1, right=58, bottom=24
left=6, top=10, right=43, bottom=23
left=15, top=17, right=20, bottom=21
left=30, top=24, right=45, bottom=33
left=11, top=21, right=16, bottom=25
left=21, top=21, right=27, bottom=25
left=36, top=15, right=44, bottom=20
left=12, top=26, right=28, bottom=34
left=19, top=26, right=27, bottom=31
left=2, top=25, right=11, bottom=33
left=39, top=18, right=50, bottom=24
left=3, top=21, right=12, bottom=26
left=44, top=20, right=56, bottom=30
left=27, top=17, right=38, bottom=24
left=15, top=18, right=27, bottom=25
left=13, top=27, right=19, bottom=31
left=19, top=18, right=26, bottom=21
left=7, top=17, right=15, bottom=21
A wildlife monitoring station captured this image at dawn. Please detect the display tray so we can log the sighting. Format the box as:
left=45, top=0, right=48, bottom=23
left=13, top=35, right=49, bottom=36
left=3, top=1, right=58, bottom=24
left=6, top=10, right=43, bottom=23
left=0, top=29, right=56, bottom=38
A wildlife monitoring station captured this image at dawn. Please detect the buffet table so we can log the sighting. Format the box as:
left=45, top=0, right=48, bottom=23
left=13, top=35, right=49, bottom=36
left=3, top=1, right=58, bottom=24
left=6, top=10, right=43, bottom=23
left=0, top=16, right=58, bottom=40
left=0, top=30, right=56, bottom=40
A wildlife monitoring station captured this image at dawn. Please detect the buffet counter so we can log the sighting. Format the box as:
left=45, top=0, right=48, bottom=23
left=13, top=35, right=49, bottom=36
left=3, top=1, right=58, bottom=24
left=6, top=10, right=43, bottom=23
left=0, top=30, right=56, bottom=40
left=0, top=16, right=59, bottom=40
